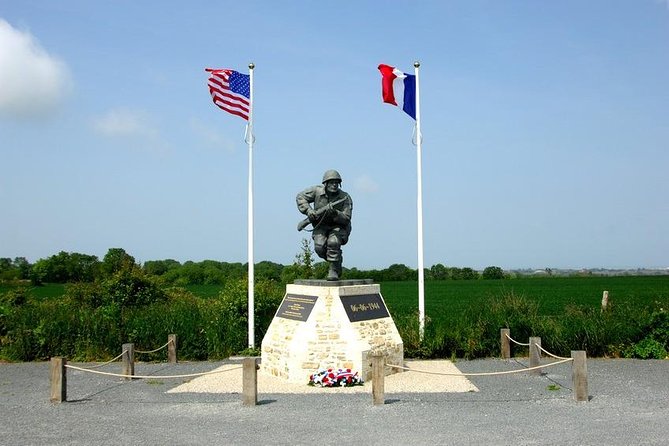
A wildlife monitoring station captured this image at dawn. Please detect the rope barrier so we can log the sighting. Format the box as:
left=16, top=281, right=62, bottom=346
left=534, top=343, right=571, bottom=360
left=85, top=350, right=128, bottom=369
left=505, top=333, right=530, bottom=346
left=135, top=340, right=172, bottom=355
left=64, top=364, right=242, bottom=380
left=504, top=332, right=571, bottom=360
left=387, top=357, right=573, bottom=377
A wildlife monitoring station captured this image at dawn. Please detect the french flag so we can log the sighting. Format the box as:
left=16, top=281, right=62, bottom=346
left=378, top=64, right=416, bottom=120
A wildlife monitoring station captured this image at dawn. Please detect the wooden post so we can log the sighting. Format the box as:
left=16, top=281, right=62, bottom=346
left=122, top=343, right=135, bottom=380
left=572, top=350, right=588, bottom=402
left=50, top=357, right=67, bottom=403
left=529, top=337, right=542, bottom=375
left=242, top=357, right=258, bottom=406
left=601, top=291, right=609, bottom=312
left=167, top=334, right=177, bottom=364
left=372, top=354, right=385, bottom=406
left=500, top=328, right=511, bottom=359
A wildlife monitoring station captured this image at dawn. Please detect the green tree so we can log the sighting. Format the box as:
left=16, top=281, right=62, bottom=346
left=14, top=257, right=32, bottom=280
left=0, top=258, right=18, bottom=281
left=482, top=266, right=505, bottom=280
left=344, top=267, right=366, bottom=280
left=255, top=261, right=284, bottom=281
left=430, top=263, right=450, bottom=280
left=44, top=251, right=70, bottom=282
left=279, top=239, right=317, bottom=283
left=67, top=253, right=100, bottom=282
left=101, top=248, right=136, bottom=277
left=26, top=252, right=99, bottom=283
left=102, top=267, right=166, bottom=307
left=450, top=267, right=479, bottom=280
left=460, top=267, right=479, bottom=280
left=384, top=264, right=416, bottom=281
left=313, top=261, right=329, bottom=280
left=296, top=238, right=314, bottom=278
left=30, top=259, right=49, bottom=285
left=143, top=259, right=181, bottom=276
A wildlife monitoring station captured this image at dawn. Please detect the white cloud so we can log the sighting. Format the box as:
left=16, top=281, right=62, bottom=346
left=0, top=19, right=72, bottom=118
left=189, top=117, right=236, bottom=152
left=93, top=108, right=155, bottom=137
left=92, top=108, right=170, bottom=154
left=354, top=174, right=380, bottom=194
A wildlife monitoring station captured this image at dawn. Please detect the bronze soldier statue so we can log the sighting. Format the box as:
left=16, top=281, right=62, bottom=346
left=296, top=169, right=353, bottom=281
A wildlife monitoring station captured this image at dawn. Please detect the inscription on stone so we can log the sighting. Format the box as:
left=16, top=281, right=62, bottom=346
left=276, top=294, right=318, bottom=322
left=341, top=294, right=389, bottom=322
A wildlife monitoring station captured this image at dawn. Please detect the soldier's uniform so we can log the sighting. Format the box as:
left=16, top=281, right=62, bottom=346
left=296, top=170, right=353, bottom=280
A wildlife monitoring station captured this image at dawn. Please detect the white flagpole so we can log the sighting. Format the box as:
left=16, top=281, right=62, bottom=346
left=414, top=61, right=425, bottom=340
left=246, top=62, right=255, bottom=349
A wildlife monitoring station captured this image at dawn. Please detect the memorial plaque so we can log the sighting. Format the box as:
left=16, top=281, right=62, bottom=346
left=261, top=283, right=404, bottom=383
left=276, top=294, right=318, bottom=322
left=340, top=293, right=389, bottom=322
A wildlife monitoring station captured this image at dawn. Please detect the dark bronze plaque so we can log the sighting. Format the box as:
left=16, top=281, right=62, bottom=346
left=340, top=294, right=389, bottom=322
left=276, top=294, right=318, bottom=322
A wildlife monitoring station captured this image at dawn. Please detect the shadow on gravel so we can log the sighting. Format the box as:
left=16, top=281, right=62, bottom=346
left=257, top=399, right=278, bottom=405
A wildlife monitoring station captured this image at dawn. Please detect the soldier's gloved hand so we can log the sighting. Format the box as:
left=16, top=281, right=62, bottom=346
left=307, top=208, right=317, bottom=220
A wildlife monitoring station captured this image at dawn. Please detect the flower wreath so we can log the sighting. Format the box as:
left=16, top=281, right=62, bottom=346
left=308, top=368, right=364, bottom=387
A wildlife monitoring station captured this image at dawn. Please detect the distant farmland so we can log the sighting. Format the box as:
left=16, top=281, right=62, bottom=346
left=379, top=275, right=669, bottom=322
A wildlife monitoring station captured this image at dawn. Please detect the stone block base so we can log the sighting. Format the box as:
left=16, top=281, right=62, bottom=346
left=260, top=282, right=403, bottom=383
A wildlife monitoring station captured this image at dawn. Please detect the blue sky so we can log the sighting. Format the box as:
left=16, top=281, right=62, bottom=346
left=1, top=1, right=668, bottom=270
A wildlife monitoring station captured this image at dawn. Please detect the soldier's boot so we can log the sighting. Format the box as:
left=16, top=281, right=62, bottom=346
left=327, top=262, right=340, bottom=281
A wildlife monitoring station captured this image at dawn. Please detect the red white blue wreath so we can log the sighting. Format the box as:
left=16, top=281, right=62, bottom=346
left=308, top=368, right=364, bottom=387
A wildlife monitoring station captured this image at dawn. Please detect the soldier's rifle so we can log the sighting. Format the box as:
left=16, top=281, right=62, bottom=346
left=297, top=196, right=349, bottom=231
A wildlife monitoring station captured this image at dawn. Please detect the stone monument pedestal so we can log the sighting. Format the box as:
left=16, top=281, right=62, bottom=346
left=260, top=280, right=404, bottom=383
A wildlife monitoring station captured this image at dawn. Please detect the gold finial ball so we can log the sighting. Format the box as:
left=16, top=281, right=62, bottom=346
left=414, top=61, right=420, bottom=68
left=249, top=63, right=255, bottom=69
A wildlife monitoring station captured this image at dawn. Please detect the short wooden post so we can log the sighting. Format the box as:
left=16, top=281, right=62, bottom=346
left=50, top=357, right=67, bottom=403
left=122, top=343, right=135, bottom=380
left=601, top=291, right=609, bottom=312
left=571, top=350, right=588, bottom=402
left=500, top=328, right=511, bottom=359
left=242, top=357, right=258, bottom=406
left=372, top=354, right=385, bottom=406
left=167, top=334, right=177, bottom=364
left=529, top=337, right=542, bottom=375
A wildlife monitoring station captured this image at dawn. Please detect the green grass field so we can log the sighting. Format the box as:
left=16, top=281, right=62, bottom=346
left=181, top=276, right=669, bottom=326
left=0, top=283, right=65, bottom=299
left=5, top=276, right=668, bottom=315
left=379, top=276, right=669, bottom=322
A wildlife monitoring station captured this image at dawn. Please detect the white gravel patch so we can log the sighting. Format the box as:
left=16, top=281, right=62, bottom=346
left=168, top=360, right=478, bottom=394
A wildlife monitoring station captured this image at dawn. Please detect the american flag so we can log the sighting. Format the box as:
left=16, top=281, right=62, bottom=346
left=205, top=68, right=250, bottom=120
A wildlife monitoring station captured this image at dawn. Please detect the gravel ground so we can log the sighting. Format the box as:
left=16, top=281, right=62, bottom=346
left=168, top=359, right=478, bottom=394
left=0, top=358, right=667, bottom=445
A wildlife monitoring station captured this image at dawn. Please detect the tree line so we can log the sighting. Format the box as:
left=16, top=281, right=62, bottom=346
left=0, top=247, right=507, bottom=286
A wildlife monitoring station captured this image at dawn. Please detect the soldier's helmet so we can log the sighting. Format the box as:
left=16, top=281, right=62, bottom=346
left=322, top=169, right=342, bottom=184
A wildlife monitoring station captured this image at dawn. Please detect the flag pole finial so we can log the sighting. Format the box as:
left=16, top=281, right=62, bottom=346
left=249, top=62, right=255, bottom=70
left=414, top=61, right=420, bottom=68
